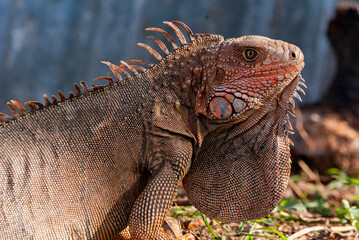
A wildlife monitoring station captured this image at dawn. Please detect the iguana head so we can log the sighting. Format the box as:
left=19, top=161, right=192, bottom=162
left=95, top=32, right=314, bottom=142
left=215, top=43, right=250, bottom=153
left=196, top=35, right=305, bottom=121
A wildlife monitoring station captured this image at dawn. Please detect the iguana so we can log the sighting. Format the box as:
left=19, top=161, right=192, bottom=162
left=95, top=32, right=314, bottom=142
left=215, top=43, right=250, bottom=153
left=0, top=21, right=305, bottom=239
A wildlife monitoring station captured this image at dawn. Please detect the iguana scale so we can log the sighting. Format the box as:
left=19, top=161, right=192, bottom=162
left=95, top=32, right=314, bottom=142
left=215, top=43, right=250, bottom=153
left=0, top=21, right=305, bottom=239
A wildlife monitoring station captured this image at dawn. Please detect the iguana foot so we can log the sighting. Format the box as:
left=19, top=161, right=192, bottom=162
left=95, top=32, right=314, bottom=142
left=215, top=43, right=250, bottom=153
left=113, top=227, right=131, bottom=240
left=175, top=233, right=196, bottom=240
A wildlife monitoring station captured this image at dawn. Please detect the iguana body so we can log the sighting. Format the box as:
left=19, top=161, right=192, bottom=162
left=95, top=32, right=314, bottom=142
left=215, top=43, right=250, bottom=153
left=0, top=21, right=305, bottom=239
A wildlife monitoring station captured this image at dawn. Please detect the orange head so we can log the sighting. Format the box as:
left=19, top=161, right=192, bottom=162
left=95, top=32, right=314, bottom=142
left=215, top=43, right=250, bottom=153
left=200, top=36, right=305, bottom=120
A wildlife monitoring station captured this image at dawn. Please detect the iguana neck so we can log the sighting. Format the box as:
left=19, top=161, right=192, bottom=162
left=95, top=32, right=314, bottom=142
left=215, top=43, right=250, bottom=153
left=148, top=36, right=223, bottom=109
left=183, top=75, right=301, bottom=222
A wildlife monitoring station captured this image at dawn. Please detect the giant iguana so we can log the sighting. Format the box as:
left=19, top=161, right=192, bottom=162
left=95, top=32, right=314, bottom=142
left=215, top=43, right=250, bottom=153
left=0, top=21, right=305, bottom=239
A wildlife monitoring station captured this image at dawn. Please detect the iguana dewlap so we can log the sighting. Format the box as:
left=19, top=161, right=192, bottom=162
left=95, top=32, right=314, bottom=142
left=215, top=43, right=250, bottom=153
left=0, top=21, right=305, bottom=239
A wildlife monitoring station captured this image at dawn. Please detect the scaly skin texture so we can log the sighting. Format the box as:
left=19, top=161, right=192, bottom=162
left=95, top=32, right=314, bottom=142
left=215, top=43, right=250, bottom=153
left=0, top=21, right=305, bottom=239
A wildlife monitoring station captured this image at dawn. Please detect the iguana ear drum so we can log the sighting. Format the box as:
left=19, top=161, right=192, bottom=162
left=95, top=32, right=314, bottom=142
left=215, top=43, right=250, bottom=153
left=209, top=97, right=233, bottom=119
left=209, top=94, right=246, bottom=119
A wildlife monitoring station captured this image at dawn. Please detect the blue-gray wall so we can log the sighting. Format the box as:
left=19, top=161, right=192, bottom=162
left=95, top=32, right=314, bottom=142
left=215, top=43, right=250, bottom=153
left=0, top=0, right=346, bottom=113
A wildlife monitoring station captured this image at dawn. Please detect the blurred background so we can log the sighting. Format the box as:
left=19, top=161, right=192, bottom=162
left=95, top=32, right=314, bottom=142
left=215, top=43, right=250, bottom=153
left=0, top=0, right=358, bottom=174
left=0, top=0, right=338, bottom=106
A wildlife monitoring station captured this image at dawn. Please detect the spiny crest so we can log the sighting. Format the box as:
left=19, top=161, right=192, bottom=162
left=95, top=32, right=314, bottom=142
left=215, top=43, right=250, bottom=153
left=106, top=21, right=198, bottom=80
left=284, top=74, right=306, bottom=148
left=0, top=21, right=208, bottom=126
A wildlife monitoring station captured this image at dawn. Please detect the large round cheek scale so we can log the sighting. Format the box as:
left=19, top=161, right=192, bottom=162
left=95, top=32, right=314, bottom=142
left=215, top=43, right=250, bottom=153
left=209, top=97, right=233, bottom=119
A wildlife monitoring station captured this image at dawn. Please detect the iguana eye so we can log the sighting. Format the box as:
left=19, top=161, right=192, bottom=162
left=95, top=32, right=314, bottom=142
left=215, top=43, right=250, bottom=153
left=243, top=49, right=258, bottom=61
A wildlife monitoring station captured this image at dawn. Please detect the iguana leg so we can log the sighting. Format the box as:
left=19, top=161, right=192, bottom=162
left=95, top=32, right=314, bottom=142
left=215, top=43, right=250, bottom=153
left=129, top=138, right=192, bottom=240
left=129, top=165, right=178, bottom=239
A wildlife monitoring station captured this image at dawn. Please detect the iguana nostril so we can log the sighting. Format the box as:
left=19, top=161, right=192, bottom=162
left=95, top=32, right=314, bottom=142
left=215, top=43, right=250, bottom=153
left=291, top=51, right=296, bottom=59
